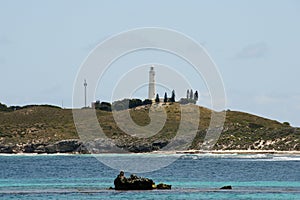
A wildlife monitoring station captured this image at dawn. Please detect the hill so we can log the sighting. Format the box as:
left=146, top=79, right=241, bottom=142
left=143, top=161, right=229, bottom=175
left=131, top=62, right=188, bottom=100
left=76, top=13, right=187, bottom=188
left=0, top=103, right=299, bottom=153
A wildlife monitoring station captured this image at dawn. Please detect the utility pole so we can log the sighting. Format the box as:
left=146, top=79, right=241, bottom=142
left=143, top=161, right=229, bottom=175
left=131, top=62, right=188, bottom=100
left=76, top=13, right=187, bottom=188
left=84, top=79, right=87, bottom=108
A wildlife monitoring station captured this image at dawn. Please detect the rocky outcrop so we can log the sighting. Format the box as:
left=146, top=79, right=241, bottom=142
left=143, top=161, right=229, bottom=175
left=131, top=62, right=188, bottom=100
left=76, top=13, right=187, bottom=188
left=114, top=173, right=154, bottom=190
left=116, top=140, right=169, bottom=153
left=82, top=139, right=125, bottom=153
left=113, top=172, right=171, bottom=190
left=220, top=185, right=232, bottom=190
left=52, top=139, right=81, bottom=153
left=0, top=139, right=84, bottom=154
left=0, top=145, right=13, bottom=153
left=23, top=144, right=36, bottom=153
left=156, top=183, right=172, bottom=189
left=0, top=139, right=170, bottom=154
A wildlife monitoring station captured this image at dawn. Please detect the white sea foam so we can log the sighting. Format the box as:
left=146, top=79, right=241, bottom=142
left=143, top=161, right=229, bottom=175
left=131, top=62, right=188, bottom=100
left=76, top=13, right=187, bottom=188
left=265, top=156, right=300, bottom=161
left=173, top=153, right=300, bottom=161
left=0, top=152, right=299, bottom=161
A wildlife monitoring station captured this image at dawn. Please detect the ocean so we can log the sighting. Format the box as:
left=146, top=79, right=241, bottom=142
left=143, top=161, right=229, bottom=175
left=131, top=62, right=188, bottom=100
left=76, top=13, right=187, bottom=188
left=0, top=153, right=299, bottom=199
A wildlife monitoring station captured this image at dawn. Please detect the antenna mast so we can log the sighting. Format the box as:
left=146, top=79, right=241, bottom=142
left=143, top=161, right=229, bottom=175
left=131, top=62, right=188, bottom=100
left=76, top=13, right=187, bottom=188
left=84, top=79, right=87, bottom=108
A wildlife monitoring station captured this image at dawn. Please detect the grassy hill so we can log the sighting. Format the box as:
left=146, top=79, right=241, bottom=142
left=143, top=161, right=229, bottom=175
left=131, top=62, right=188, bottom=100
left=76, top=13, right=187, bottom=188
left=0, top=103, right=299, bottom=152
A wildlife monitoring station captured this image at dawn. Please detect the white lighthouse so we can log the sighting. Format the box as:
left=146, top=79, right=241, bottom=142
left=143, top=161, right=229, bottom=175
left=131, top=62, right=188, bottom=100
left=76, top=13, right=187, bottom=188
left=148, top=66, right=156, bottom=100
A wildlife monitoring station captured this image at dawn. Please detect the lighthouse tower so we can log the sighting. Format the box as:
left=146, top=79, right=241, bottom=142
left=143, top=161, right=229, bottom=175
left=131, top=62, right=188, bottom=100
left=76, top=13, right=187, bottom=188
left=148, top=66, right=156, bottom=100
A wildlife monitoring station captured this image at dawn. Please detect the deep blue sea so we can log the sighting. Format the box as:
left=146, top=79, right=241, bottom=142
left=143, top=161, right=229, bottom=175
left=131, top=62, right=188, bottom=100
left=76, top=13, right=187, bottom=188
left=0, top=153, right=299, bottom=199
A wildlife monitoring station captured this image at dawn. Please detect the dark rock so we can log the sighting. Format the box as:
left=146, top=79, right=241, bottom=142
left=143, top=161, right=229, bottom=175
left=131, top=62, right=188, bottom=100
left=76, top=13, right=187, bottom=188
left=118, top=141, right=169, bottom=153
left=54, top=139, right=81, bottom=153
left=125, top=144, right=153, bottom=153
left=0, top=140, right=85, bottom=154
left=113, top=171, right=171, bottom=190
left=114, top=172, right=154, bottom=190
left=76, top=144, right=90, bottom=154
left=83, top=139, right=125, bottom=153
left=45, top=144, right=57, bottom=153
left=34, top=145, right=46, bottom=153
left=152, top=140, right=169, bottom=149
left=0, top=145, right=13, bottom=153
left=23, top=144, right=35, bottom=153
left=220, top=185, right=232, bottom=190
left=133, top=144, right=153, bottom=153
left=156, top=183, right=171, bottom=190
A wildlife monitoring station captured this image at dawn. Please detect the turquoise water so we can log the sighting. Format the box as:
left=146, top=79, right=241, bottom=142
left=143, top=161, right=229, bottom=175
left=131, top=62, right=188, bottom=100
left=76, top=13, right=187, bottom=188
left=0, top=154, right=299, bottom=199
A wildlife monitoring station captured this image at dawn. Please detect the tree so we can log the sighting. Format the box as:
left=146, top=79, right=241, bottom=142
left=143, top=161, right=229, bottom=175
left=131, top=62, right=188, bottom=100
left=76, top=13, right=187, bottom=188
left=113, top=103, right=125, bottom=111
left=142, top=99, right=152, bottom=105
left=112, top=99, right=130, bottom=111
left=164, top=92, right=168, bottom=103
left=179, top=98, right=188, bottom=105
left=186, top=89, right=190, bottom=99
left=170, top=90, right=175, bottom=102
left=283, top=122, right=290, bottom=126
left=194, top=91, right=199, bottom=101
left=190, top=89, right=193, bottom=99
left=155, top=94, right=160, bottom=103
left=0, top=102, right=14, bottom=112
left=179, top=98, right=196, bottom=105
left=94, top=100, right=100, bottom=109
left=0, top=102, right=8, bottom=111
left=99, top=102, right=112, bottom=111
left=111, top=98, right=144, bottom=110
left=129, top=99, right=143, bottom=108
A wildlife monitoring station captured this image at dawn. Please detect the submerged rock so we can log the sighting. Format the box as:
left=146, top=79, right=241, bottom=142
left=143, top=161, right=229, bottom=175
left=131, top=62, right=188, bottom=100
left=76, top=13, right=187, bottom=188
left=113, top=171, right=171, bottom=190
left=220, top=185, right=232, bottom=190
left=156, top=183, right=172, bottom=189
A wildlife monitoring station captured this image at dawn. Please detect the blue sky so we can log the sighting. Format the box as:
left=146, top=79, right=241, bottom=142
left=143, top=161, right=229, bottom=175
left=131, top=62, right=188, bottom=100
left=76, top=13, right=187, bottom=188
left=0, top=0, right=300, bottom=126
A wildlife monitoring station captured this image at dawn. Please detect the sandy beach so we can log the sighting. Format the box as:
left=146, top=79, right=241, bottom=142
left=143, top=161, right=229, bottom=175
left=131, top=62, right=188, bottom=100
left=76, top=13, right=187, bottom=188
left=174, top=150, right=300, bottom=155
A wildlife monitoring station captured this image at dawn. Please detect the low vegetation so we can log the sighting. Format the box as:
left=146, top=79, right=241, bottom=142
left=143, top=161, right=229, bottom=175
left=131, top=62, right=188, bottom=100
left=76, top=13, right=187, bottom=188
left=0, top=101, right=299, bottom=152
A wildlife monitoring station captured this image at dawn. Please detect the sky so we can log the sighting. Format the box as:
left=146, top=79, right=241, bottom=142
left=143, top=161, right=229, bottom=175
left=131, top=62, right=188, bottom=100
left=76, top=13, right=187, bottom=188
left=0, top=0, right=300, bottom=126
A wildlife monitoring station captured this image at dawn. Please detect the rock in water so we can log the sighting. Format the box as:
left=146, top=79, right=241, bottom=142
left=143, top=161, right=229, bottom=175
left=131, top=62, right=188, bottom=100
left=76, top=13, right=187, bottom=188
left=156, top=183, right=172, bottom=189
left=114, top=172, right=171, bottom=190
left=220, top=185, right=232, bottom=190
left=114, top=172, right=154, bottom=190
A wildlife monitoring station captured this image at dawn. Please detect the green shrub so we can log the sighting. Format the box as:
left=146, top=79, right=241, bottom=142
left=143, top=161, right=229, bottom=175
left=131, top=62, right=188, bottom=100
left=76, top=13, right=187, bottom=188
left=178, top=98, right=196, bottom=104
left=283, top=122, right=290, bottom=126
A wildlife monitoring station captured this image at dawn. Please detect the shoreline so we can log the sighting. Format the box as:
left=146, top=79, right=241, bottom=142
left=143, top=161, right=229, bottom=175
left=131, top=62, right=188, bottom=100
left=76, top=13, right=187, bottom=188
left=173, top=150, right=300, bottom=155
left=0, top=150, right=299, bottom=156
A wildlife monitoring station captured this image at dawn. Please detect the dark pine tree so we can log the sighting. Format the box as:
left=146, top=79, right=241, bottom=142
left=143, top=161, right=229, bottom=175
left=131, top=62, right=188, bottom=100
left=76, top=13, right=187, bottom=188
left=194, top=91, right=199, bottom=101
left=164, top=92, right=168, bottom=103
left=155, top=94, right=160, bottom=103
left=190, top=89, right=193, bottom=99
left=186, top=89, right=190, bottom=99
left=171, top=90, right=175, bottom=102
